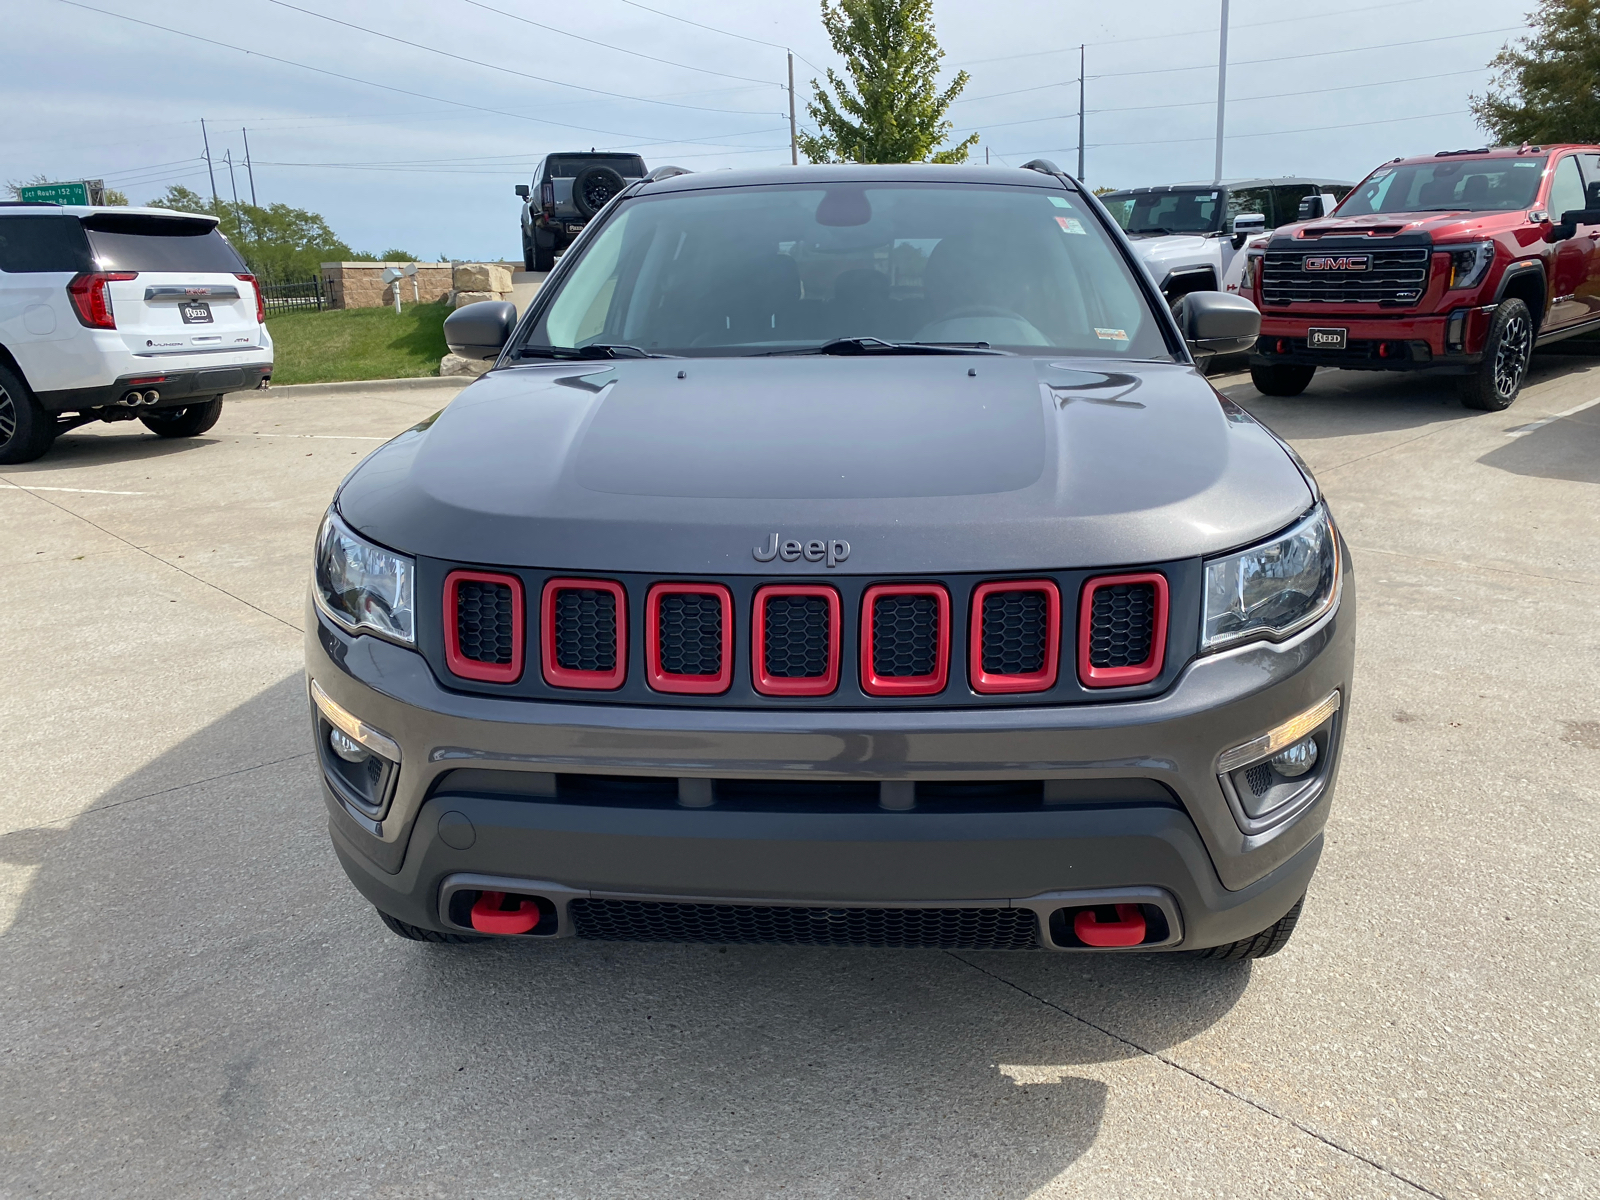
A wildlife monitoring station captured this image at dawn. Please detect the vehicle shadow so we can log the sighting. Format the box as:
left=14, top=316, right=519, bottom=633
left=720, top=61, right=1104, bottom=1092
left=0, top=675, right=1251, bottom=1198
left=1477, top=406, right=1600, bottom=484
left=6, top=427, right=218, bottom=472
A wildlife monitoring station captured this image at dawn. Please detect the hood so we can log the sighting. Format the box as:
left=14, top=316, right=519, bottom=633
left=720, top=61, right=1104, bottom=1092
left=1123, top=231, right=1221, bottom=267
left=1287, top=209, right=1515, bottom=242
left=337, top=356, right=1313, bottom=575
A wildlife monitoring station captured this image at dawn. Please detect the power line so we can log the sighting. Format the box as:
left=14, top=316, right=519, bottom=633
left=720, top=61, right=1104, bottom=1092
left=610, top=0, right=785, bottom=50
left=1086, top=108, right=1469, bottom=149
left=1086, top=68, right=1489, bottom=115
left=1087, top=26, right=1521, bottom=80
left=264, top=0, right=778, bottom=111
left=53, top=0, right=779, bottom=148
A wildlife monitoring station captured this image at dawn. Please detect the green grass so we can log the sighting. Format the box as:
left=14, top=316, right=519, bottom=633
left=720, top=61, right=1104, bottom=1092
left=265, top=301, right=450, bottom=385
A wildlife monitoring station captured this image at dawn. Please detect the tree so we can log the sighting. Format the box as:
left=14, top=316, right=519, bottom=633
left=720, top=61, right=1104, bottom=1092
left=797, top=0, right=977, bottom=165
left=1472, top=0, right=1600, bottom=144
left=145, top=185, right=362, bottom=280
left=5, top=173, right=127, bottom=204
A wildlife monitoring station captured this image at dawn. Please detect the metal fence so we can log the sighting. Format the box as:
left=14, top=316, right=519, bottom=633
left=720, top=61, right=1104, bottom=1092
left=257, top=274, right=324, bottom=317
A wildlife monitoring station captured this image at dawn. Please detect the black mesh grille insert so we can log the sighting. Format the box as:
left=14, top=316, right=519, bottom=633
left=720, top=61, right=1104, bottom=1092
left=1088, top=582, right=1156, bottom=669
left=455, top=580, right=515, bottom=665
left=763, top=595, right=830, bottom=678
left=871, top=593, right=939, bottom=677
left=554, top=588, right=617, bottom=673
left=1246, top=763, right=1275, bottom=797
left=981, top=590, right=1048, bottom=675
left=569, top=898, right=1039, bottom=949
left=657, top=592, right=722, bottom=676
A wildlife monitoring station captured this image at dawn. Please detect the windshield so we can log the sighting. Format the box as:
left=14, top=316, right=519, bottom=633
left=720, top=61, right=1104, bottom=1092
left=520, top=182, right=1171, bottom=359
left=1100, top=189, right=1222, bottom=235
left=1338, top=157, right=1547, bottom=215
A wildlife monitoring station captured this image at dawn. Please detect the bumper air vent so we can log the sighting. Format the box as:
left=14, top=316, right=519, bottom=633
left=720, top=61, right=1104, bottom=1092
left=443, top=570, right=524, bottom=683
left=569, top=898, right=1040, bottom=949
left=1078, top=573, right=1168, bottom=688
left=860, top=584, right=949, bottom=696
left=646, top=583, right=733, bottom=694
left=971, top=579, right=1060, bottom=693
left=752, top=585, right=840, bottom=696
left=541, top=578, right=627, bottom=689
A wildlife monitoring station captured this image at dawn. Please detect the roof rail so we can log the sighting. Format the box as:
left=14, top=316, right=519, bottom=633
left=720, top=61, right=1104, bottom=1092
left=645, top=165, right=692, bottom=182
left=1020, top=158, right=1065, bottom=177
left=1434, top=148, right=1491, bottom=157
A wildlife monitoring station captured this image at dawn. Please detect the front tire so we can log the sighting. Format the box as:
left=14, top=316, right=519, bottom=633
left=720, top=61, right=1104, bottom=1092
left=377, top=909, right=483, bottom=944
left=1192, top=896, right=1304, bottom=961
left=522, top=239, right=537, bottom=272
left=533, top=242, right=555, bottom=272
left=1458, top=298, right=1533, bottom=411
left=0, top=363, right=58, bottom=464
left=139, top=396, right=223, bottom=438
left=1249, top=362, right=1316, bottom=397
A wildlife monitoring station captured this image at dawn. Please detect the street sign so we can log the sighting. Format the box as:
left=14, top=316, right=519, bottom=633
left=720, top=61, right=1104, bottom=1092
left=18, top=181, right=91, bottom=205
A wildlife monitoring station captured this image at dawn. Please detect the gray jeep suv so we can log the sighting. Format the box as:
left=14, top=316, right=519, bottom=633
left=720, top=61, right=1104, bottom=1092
left=516, top=152, right=646, bottom=272
left=310, top=162, right=1353, bottom=960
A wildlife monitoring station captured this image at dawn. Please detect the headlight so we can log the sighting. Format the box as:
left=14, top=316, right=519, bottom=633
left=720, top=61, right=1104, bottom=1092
left=1443, top=240, right=1495, bottom=290
left=1202, top=503, right=1339, bottom=652
left=314, top=511, right=415, bottom=645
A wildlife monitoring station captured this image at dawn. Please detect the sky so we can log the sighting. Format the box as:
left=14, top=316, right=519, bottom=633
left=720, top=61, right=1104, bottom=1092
left=3, top=0, right=1531, bottom=263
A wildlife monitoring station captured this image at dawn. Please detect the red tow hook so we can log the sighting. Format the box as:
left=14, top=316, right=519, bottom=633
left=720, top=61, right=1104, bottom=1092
left=469, top=891, right=541, bottom=935
left=1073, top=903, right=1147, bottom=948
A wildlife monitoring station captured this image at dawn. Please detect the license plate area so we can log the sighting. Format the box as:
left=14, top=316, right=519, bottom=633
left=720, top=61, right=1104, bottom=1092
left=180, top=301, right=213, bottom=324
left=1307, top=327, right=1346, bottom=350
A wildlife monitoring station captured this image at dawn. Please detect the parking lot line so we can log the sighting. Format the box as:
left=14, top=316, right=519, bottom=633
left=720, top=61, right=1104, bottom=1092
left=245, top=433, right=389, bottom=441
left=1504, top=394, right=1600, bottom=437
left=0, top=483, right=147, bottom=495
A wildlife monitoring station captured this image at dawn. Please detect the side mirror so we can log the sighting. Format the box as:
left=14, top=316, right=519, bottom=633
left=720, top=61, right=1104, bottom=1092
left=1588, top=180, right=1600, bottom=208
left=514, top=184, right=530, bottom=199
left=1173, top=290, right=1260, bottom=359
left=1231, top=213, right=1266, bottom=237
left=1549, top=209, right=1600, bottom=242
left=1297, top=194, right=1329, bottom=221
left=444, top=301, right=518, bottom=361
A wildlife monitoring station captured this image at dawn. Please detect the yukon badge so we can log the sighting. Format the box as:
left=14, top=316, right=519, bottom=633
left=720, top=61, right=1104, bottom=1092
left=754, top=533, right=851, bottom=568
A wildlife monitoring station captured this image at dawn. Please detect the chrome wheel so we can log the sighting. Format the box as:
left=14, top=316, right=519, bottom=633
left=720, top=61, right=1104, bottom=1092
left=1494, top=312, right=1532, bottom=400
left=0, top=384, right=16, bottom=446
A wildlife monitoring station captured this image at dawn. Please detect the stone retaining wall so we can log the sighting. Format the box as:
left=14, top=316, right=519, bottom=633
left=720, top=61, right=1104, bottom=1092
left=319, top=261, right=521, bottom=310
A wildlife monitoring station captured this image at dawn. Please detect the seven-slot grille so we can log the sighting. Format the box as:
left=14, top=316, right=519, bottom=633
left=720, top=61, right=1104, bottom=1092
left=1261, top=246, right=1432, bottom=306
left=861, top=584, right=949, bottom=696
left=541, top=578, right=627, bottom=689
left=646, top=583, right=733, bottom=694
left=442, top=570, right=524, bottom=683
left=971, top=580, right=1060, bottom=693
left=1078, top=573, right=1169, bottom=688
left=753, top=585, right=840, bottom=696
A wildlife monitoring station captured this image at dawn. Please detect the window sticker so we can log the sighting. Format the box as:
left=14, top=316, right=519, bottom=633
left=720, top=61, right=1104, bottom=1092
left=1094, top=327, right=1130, bottom=341
left=1049, top=196, right=1072, bottom=208
left=1054, top=216, right=1086, bottom=234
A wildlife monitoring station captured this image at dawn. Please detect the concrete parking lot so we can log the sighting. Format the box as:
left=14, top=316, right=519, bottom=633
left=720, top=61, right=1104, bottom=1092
left=1, top=354, right=1596, bottom=1198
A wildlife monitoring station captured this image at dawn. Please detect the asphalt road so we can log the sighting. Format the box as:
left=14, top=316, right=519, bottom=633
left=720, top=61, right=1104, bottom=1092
left=1, top=354, right=1596, bottom=1198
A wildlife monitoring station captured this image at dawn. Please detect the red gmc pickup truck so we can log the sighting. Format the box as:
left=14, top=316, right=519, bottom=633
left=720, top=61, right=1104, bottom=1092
left=1244, top=145, right=1600, bottom=410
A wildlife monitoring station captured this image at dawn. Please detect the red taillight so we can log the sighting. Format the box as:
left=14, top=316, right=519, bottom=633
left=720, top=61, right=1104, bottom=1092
left=235, top=273, right=265, bottom=324
left=66, top=271, right=137, bottom=329
left=541, top=180, right=555, bottom=215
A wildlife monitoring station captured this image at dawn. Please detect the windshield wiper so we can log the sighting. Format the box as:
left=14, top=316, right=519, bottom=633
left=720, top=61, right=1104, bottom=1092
left=513, top=343, right=675, bottom=360
left=762, top=336, right=1007, bottom=357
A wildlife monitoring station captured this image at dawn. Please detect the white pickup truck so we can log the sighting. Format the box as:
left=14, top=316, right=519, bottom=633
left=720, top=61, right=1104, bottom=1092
left=1098, top=177, right=1350, bottom=309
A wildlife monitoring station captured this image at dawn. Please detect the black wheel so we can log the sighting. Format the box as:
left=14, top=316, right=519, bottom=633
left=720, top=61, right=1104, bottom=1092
left=139, top=396, right=223, bottom=438
left=570, top=164, right=626, bottom=219
left=1192, top=896, right=1304, bottom=961
left=0, top=362, right=57, bottom=464
left=377, top=909, right=483, bottom=944
left=1249, top=362, right=1316, bottom=397
left=1458, top=298, right=1533, bottom=411
left=533, top=241, right=555, bottom=272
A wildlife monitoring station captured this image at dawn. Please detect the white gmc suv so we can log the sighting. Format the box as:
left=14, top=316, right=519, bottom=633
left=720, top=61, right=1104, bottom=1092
left=0, top=205, right=273, bottom=463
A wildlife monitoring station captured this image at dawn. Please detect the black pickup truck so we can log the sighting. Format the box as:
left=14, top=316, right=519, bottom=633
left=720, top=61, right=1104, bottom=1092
left=516, top=152, right=647, bottom=272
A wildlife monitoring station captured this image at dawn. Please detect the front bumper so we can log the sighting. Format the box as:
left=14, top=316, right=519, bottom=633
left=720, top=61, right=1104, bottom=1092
left=1254, top=307, right=1494, bottom=372
left=305, top=554, right=1355, bottom=951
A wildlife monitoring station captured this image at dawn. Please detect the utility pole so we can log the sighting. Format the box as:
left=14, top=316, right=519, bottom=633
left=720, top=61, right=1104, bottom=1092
left=1077, top=44, right=1086, bottom=182
left=242, top=127, right=258, bottom=206
left=201, top=118, right=218, bottom=207
left=1213, top=0, right=1230, bottom=184
left=788, top=52, right=798, bottom=165
left=224, top=148, right=239, bottom=206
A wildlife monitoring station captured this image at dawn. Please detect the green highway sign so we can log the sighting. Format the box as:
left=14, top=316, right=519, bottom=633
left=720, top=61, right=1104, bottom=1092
left=18, top=181, right=92, bottom=205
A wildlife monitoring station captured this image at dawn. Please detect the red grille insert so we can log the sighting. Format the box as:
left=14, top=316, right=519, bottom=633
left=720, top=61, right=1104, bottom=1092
left=1077, top=573, right=1169, bottom=688
left=443, top=570, right=524, bottom=684
left=645, top=582, right=733, bottom=695
left=752, top=585, right=840, bottom=697
left=860, top=583, right=949, bottom=697
left=541, top=578, right=627, bottom=690
left=970, top=580, right=1060, bottom=694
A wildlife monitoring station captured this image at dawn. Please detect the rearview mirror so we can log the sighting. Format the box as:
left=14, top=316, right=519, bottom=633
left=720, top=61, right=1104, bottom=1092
left=1173, top=291, right=1260, bottom=359
left=444, top=301, right=518, bottom=362
left=514, top=184, right=530, bottom=199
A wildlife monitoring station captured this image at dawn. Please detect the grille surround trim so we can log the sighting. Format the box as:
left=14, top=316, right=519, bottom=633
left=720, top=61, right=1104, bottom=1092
left=752, top=584, right=840, bottom=696
left=1078, top=572, right=1169, bottom=688
left=442, top=570, right=525, bottom=684
left=541, top=577, right=628, bottom=690
left=645, top=582, right=734, bottom=695
left=970, top=579, right=1061, bottom=694
left=859, top=583, right=950, bottom=697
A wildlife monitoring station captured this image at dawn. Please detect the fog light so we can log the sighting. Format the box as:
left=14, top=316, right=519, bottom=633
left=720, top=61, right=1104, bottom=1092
left=1270, top=736, right=1318, bottom=778
left=329, top=727, right=369, bottom=763
left=1217, top=690, right=1340, bottom=774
